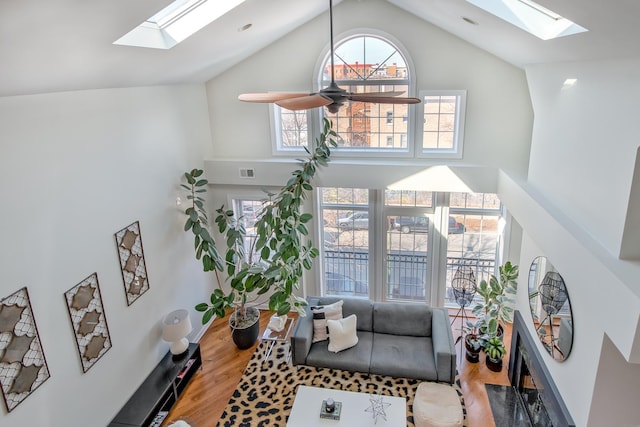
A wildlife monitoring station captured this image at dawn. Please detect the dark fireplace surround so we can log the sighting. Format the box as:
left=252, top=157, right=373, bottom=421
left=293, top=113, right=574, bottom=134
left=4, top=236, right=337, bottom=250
left=507, top=311, right=575, bottom=426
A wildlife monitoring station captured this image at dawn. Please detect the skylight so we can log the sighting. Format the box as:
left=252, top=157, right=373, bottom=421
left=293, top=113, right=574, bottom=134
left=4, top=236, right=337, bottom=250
left=114, top=0, right=246, bottom=50
left=465, top=0, right=588, bottom=40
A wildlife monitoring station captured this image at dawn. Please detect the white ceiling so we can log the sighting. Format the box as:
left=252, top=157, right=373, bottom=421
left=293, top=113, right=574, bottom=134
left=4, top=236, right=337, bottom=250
left=1, top=0, right=638, bottom=98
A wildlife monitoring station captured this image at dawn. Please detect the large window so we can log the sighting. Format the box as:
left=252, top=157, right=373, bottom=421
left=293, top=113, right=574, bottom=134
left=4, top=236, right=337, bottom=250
left=271, top=34, right=467, bottom=160
left=318, top=188, right=502, bottom=305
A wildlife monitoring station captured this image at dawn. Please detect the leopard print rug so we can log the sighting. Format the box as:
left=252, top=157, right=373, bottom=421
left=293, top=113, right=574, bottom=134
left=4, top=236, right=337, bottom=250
left=217, top=341, right=467, bottom=426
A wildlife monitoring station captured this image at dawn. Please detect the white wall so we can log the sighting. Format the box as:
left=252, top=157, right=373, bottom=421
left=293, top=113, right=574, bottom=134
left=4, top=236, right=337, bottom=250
left=205, top=0, right=532, bottom=178
left=588, top=335, right=640, bottom=427
left=526, top=58, right=640, bottom=259
left=500, top=175, right=640, bottom=426
left=0, top=85, right=214, bottom=426
left=499, top=56, right=640, bottom=426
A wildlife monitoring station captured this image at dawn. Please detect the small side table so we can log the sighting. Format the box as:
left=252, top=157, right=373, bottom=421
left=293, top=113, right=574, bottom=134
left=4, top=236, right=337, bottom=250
left=261, top=316, right=295, bottom=364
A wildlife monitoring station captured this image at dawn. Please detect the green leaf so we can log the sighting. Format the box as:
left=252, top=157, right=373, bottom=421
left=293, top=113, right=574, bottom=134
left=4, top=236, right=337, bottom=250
left=184, top=172, right=195, bottom=185
left=202, top=309, right=214, bottom=325
left=192, top=169, right=204, bottom=177
left=296, top=224, right=308, bottom=235
left=195, top=179, right=208, bottom=187
left=195, top=303, right=209, bottom=312
left=261, top=246, right=271, bottom=260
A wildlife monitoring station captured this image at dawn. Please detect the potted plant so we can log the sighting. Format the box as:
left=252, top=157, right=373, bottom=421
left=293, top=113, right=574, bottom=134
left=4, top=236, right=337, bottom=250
left=454, top=319, right=482, bottom=363
left=471, top=262, right=519, bottom=342
left=457, top=320, right=483, bottom=363
left=484, top=336, right=506, bottom=372
left=182, top=118, right=337, bottom=349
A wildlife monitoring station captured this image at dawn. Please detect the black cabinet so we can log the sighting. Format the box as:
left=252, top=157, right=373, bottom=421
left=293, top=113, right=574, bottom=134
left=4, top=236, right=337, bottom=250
left=109, top=343, right=201, bottom=427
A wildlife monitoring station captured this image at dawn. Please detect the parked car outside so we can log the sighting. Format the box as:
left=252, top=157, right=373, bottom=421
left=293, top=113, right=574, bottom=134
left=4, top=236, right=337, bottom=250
left=337, top=211, right=369, bottom=230
left=392, top=216, right=465, bottom=234
left=325, top=272, right=367, bottom=295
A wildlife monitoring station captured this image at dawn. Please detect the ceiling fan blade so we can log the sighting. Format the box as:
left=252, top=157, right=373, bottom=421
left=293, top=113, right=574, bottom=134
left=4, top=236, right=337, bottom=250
left=351, top=91, right=407, bottom=98
left=276, top=94, right=333, bottom=111
left=238, top=92, right=310, bottom=103
left=348, top=94, right=422, bottom=104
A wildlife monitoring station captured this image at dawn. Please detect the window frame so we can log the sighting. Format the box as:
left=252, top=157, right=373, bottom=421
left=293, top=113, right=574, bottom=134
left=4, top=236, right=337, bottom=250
left=269, top=104, right=310, bottom=156
left=415, top=90, right=467, bottom=159
left=315, top=31, right=417, bottom=158
left=315, top=187, right=504, bottom=307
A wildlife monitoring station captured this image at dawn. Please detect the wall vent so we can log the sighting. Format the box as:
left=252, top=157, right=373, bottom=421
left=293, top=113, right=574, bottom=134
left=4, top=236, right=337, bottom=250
left=239, top=168, right=255, bottom=179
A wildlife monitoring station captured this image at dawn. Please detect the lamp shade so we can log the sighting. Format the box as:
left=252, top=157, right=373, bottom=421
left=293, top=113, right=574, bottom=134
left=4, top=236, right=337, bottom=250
left=538, top=271, right=568, bottom=315
left=451, top=265, right=477, bottom=307
left=162, top=309, right=192, bottom=342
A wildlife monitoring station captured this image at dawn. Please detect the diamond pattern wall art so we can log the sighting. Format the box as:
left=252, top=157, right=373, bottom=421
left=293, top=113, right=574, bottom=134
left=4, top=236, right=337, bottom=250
left=64, top=273, right=112, bottom=373
left=115, top=221, right=150, bottom=305
left=0, top=287, right=51, bottom=412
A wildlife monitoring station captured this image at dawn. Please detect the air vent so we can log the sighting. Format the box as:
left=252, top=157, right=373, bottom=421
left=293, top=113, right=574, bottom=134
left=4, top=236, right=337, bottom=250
left=239, top=168, right=255, bottom=179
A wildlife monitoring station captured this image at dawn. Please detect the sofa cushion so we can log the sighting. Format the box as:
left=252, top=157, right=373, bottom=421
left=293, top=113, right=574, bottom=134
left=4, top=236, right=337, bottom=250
left=311, top=300, right=343, bottom=343
left=319, top=297, right=373, bottom=332
left=306, top=331, right=373, bottom=373
left=373, top=302, right=432, bottom=337
left=370, top=333, right=438, bottom=381
left=327, top=314, right=359, bottom=353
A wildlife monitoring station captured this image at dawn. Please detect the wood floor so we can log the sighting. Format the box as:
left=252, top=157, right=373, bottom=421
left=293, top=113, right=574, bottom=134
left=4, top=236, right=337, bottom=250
left=164, top=309, right=511, bottom=427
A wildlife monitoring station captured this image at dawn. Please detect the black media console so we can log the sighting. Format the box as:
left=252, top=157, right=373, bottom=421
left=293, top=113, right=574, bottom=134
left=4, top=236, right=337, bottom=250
left=109, top=343, right=201, bottom=427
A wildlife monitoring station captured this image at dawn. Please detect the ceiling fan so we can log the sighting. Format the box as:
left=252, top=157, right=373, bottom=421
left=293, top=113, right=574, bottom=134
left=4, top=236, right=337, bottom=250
left=238, top=0, right=421, bottom=113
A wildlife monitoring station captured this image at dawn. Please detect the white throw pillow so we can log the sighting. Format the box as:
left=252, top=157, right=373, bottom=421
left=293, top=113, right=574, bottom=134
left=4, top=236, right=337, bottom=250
left=310, top=300, right=344, bottom=343
left=327, top=314, right=358, bottom=353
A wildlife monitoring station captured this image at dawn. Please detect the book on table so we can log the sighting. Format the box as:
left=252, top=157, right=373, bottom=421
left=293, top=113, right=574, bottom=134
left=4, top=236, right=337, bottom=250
left=319, top=400, right=342, bottom=420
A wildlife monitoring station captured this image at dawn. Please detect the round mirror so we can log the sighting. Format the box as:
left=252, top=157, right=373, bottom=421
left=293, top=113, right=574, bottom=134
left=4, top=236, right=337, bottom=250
left=528, top=256, right=573, bottom=361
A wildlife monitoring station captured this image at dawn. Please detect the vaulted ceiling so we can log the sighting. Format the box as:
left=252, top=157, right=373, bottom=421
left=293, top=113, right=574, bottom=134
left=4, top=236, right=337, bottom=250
left=1, top=0, right=638, bottom=98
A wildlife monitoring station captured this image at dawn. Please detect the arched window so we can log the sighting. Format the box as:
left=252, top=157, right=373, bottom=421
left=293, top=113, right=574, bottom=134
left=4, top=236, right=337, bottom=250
left=271, top=31, right=465, bottom=158
left=317, top=33, right=415, bottom=155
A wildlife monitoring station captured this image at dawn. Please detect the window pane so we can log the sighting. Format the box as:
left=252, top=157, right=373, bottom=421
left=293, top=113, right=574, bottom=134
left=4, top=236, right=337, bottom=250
left=445, top=213, right=500, bottom=305
left=321, top=187, right=369, bottom=205
left=331, top=36, right=407, bottom=81
left=322, top=208, right=369, bottom=297
left=320, top=188, right=370, bottom=297
left=279, top=108, right=308, bottom=147
left=386, top=215, right=429, bottom=301
left=325, top=84, right=411, bottom=150
left=420, top=92, right=466, bottom=155
left=384, top=190, right=433, bottom=207
left=450, top=192, right=501, bottom=210
left=319, top=35, right=413, bottom=154
left=233, top=199, right=264, bottom=262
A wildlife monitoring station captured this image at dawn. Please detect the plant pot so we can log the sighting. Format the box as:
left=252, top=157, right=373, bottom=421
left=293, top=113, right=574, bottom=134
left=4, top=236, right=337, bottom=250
left=485, top=354, right=503, bottom=372
left=229, top=307, right=260, bottom=350
left=464, top=335, right=481, bottom=363
left=466, top=349, right=480, bottom=363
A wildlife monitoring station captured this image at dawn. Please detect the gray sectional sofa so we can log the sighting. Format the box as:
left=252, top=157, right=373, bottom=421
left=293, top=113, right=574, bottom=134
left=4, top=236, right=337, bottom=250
left=290, top=296, right=457, bottom=384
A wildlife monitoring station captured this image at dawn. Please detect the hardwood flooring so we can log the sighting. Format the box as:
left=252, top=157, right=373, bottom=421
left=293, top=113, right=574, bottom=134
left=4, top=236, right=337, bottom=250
left=164, top=309, right=510, bottom=427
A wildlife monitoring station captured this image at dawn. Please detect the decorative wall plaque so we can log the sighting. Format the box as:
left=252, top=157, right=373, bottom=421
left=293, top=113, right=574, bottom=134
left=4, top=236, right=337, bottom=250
left=115, top=221, right=150, bottom=305
left=0, top=287, right=51, bottom=412
left=64, top=273, right=112, bottom=372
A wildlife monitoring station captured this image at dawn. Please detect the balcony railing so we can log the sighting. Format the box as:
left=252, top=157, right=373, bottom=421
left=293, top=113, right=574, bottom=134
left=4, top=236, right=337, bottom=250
left=323, top=249, right=495, bottom=303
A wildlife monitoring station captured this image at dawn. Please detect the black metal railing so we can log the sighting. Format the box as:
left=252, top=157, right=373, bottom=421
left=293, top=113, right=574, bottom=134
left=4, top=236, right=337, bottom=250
left=323, top=249, right=496, bottom=302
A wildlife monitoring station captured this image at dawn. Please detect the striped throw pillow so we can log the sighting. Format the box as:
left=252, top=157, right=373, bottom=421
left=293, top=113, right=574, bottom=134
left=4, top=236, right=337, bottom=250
left=310, top=300, right=344, bottom=343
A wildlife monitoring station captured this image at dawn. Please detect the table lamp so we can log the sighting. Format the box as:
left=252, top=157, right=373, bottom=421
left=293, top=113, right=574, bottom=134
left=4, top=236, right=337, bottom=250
left=162, top=309, right=192, bottom=357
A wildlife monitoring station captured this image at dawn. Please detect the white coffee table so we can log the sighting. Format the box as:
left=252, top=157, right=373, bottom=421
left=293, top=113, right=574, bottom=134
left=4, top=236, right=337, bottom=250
left=287, top=385, right=407, bottom=427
